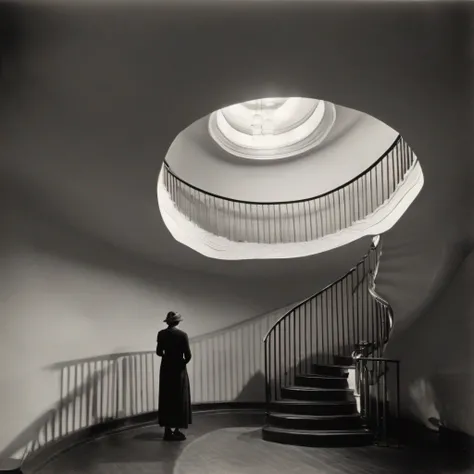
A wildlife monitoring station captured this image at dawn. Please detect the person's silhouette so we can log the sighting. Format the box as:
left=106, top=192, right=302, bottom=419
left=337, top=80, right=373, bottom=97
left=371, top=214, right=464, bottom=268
left=156, top=311, right=192, bottom=441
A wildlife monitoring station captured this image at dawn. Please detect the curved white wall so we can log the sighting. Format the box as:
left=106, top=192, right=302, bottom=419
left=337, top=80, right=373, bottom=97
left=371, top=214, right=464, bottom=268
left=383, top=248, right=473, bottom=434
left=166, top=105, right=398, bottom=202
left=375, top=125, right=469, bottom=429
left=0, top=198, right=373, bottom=459
left=0, top=240, right=293, bottom=459
left=0, top=0, right=470, bottom=454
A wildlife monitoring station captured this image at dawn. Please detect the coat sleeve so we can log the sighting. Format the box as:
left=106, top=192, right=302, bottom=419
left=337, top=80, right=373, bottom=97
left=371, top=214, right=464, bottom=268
left=156, top=331, right=164, bottom=357
left=183, top=333, right=192, bottom=364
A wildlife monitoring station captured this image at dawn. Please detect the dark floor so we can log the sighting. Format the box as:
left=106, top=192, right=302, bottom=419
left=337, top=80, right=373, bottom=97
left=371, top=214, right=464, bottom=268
left=33, top=411, right=474, bottom=474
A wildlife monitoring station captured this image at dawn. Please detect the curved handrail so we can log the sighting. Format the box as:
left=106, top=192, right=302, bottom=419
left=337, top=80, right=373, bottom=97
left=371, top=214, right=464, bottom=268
left=368, top=274, right=394, bottom=345
left=262, top=235, right=395, bottom=406
left=263, top=235, right=389, bottom=345
left=351, top=249, right=394, bottom=363
left=162, top=135, right=417, bottom=244
left=262, top=242, right=378, bottom=343
left=163, top=135, right=403, bottom=205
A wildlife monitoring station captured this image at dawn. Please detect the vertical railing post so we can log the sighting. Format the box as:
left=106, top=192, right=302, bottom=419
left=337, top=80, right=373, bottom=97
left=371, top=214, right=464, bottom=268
left=273, top=330, right=277, bottom=401
left=160, top=136, right=418, bottom=245
left=382, top=360, right=388, bottom=445
left=264, top=339, right=270, bottom=416
left=355, top=358, right=400, bottom=447
left=259, top=238, right=397, bottom=447
left=396, top=361, right=401, bottom=448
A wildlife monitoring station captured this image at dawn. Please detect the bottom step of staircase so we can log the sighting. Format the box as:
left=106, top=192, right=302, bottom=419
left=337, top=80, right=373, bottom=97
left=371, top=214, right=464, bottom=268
left=262, top=425, right=374, bottom=447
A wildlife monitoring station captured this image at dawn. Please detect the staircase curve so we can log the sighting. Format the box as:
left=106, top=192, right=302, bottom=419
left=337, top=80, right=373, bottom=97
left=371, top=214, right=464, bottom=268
left=159, top=135, right=416, bottom=446
left=262, top=236, right=398, bottom=447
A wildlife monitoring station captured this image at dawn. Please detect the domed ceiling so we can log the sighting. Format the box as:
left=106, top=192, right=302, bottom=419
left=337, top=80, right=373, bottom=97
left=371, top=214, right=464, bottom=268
left=208, top=97, right=336, bottom=160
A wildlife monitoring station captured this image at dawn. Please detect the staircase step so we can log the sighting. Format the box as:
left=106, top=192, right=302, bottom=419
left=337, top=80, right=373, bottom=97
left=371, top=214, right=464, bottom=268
left=281, top=386, right=355, bottom=402
left=271, top=399, right=358, bottom=416
left=267, top=412, right=363, bottom=431
left=333, top=355, right=355, bottom=366
left=311, top=364, right=351, bottom=377
left=262, top=425, right=374, bottom=447
left=295, top=374, right=349, bottom=389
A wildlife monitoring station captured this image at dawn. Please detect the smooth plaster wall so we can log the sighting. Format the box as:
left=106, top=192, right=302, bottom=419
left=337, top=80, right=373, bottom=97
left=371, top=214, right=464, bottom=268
left=165, top=106, right=399, bottom=202
left=0, top=0, right=470, bottom=447
left=0, top=199, right=373, bottom=459
left=374, top=112, right=470, bottom=429
left=384, top=248, right=473, bottom=434
left=0, top=241, right=292, bottom=459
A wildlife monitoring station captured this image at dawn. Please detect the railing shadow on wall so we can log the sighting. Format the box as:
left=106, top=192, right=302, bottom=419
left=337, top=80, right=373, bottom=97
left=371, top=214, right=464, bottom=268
left=162, top=135, right=418, bottom=244
left=0, top=307, right=285, bottom=468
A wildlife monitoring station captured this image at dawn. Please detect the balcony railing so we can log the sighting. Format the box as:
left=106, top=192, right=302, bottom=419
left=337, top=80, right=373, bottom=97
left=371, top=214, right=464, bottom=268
left=162, top=135, right=417, bottom=243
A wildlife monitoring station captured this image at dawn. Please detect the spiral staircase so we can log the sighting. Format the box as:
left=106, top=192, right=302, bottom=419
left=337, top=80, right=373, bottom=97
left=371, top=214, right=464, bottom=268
left=264, top=356, right=370, bottom=447
left=261, top=238, right=398, bottom=447
left=161, top=135, right=416, bottom=447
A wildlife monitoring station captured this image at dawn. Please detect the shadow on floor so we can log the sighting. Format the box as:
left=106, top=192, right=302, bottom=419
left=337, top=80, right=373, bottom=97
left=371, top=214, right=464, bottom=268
left=34, top=412, right=473, bottom=474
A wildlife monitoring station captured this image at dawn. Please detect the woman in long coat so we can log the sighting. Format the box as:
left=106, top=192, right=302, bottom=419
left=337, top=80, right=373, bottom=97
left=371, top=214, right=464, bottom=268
left=156, top=311, right=192, bottom=441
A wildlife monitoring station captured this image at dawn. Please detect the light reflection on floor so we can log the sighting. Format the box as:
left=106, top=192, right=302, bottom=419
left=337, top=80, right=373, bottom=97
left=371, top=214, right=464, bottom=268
left=35, top=411, right=473, bottom=474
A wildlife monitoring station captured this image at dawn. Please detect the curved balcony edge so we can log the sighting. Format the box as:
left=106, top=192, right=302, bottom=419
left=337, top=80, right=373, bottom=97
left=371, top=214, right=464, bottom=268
left=159, top=135, right=421, bottom=248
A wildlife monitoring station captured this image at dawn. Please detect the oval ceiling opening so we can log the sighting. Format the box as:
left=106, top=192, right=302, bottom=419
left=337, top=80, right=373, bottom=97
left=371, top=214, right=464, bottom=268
left=158, top=95, right=424, bottom=261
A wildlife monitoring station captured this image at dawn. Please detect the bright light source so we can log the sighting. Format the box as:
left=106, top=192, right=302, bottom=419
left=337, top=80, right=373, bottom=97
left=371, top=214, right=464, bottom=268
left=209, top=97, right=336, bottom=160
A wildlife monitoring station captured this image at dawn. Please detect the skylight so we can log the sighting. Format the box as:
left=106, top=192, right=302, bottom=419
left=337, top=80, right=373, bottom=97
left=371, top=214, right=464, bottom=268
left=208, top=97, right=336, bottom=160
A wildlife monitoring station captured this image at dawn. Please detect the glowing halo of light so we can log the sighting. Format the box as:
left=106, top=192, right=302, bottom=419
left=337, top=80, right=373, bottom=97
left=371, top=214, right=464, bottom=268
left=208, top=97, right=336, bottom=160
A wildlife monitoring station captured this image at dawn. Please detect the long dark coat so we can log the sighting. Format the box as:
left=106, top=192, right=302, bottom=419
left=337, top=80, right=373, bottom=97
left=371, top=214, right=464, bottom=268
left=156, top=326, right=192, bottom=428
